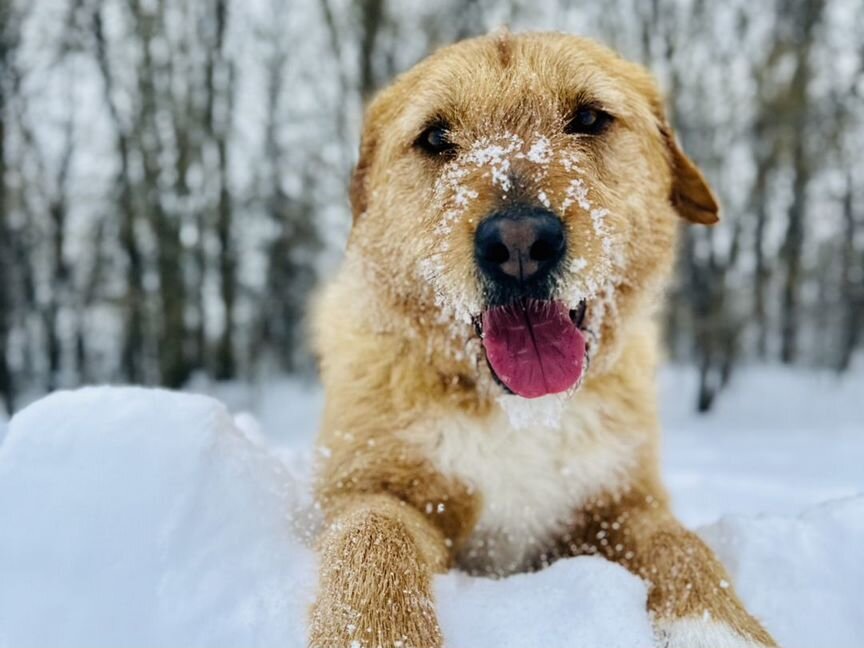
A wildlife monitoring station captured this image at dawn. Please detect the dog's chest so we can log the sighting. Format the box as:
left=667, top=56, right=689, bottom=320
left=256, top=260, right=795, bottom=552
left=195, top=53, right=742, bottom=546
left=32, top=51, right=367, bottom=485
left=418, top=398, right=639, bottom=576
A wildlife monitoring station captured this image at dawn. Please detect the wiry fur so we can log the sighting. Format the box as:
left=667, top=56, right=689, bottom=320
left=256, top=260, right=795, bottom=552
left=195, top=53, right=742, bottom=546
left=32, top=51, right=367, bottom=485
left=310, top=32, right=775, bottom=648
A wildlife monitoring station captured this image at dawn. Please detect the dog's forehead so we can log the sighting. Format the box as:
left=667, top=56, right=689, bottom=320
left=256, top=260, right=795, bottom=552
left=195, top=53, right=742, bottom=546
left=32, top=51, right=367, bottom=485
left=392, top=34, right=656, bottom=133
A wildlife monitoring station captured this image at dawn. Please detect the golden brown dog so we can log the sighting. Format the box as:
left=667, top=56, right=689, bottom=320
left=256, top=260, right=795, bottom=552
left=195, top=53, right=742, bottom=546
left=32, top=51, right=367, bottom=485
left=310, top=31, right=777, bottom=648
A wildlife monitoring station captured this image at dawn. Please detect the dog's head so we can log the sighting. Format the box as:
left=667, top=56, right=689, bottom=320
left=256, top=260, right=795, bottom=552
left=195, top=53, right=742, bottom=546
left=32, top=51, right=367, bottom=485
left=347, top=32, right=717, bottom=399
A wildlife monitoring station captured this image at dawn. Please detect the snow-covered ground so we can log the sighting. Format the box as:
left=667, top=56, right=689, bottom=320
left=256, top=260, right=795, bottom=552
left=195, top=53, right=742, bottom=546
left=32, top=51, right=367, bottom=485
left=0, top=367, right=862, bottom=648
left=661, top=367, right=864, bottom=526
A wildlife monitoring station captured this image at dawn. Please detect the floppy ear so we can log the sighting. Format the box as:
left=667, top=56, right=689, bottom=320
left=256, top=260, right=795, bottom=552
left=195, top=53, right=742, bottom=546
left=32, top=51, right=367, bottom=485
left=661, top=126, right=720, bottom=225
left=349, top=129, right=376, bottom=222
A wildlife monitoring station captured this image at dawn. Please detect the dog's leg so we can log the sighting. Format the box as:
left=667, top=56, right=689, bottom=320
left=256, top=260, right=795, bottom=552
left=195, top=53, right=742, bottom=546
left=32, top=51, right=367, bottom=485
left=309, top=493, right=448, bottom=648
left=572, top=493, right=777, bottom=648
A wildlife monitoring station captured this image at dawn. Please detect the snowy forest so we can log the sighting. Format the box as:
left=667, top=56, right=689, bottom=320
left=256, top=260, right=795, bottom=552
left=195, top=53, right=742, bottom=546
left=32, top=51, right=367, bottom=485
left=1, top=0, right=863, bottom=414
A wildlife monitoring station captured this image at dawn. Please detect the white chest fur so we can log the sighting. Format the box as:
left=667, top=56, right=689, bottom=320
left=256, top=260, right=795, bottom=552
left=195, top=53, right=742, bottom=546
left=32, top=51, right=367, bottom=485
left=414, top=394, right=642, bottom=576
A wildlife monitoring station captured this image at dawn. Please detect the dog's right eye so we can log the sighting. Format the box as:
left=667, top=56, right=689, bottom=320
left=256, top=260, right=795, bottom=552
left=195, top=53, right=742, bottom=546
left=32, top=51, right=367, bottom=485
left=416, top=124, right=456, bottom=156
left=565, top=107, right=614, bottom=136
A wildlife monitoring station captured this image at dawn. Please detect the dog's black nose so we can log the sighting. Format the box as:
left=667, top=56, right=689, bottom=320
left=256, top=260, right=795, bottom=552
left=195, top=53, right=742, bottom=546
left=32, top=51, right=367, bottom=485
left=475, top=206, right=566, bottom=283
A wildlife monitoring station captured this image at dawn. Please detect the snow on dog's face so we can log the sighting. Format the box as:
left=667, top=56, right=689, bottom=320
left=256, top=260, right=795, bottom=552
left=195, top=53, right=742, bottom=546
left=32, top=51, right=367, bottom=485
left=347, top=32, right=717, bottom=398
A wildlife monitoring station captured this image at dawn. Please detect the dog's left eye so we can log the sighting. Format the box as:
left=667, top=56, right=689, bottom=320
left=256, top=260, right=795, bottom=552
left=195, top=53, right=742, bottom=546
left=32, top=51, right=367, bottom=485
left=416, top=124, right=456, bottom=156
left=565, top=107, right=613, bottom=136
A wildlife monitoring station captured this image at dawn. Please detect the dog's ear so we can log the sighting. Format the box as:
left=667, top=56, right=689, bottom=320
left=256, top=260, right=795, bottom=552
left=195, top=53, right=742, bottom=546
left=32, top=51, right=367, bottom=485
left=350, top=92, right=390, bottom=222
left=659, top=124, right=719, bottom=225
left=349, top=129, right=376, bottom=222
left=638, top=71, right=718, bottom=223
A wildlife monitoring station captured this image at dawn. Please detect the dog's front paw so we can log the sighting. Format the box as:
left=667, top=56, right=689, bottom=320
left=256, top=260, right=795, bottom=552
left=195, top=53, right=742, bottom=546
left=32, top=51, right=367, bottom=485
left=309, top=598, right=442, bottom=648
left=309, top=507, right=444, bottom=648
left=654, top=617, right=777, bottom=648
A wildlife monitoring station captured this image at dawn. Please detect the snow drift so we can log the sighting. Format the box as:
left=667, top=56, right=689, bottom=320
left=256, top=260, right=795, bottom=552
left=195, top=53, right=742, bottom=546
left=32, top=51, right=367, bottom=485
left=0, top=388, right=317, bottom=648
left=0, top=387, right=862, bottom=648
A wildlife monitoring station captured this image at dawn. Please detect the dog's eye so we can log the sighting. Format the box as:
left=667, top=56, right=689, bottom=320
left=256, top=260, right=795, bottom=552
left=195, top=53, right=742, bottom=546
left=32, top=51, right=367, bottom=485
left=416, top=124, right=456, bottom=156
left=565, top=107, right=613, bottom=136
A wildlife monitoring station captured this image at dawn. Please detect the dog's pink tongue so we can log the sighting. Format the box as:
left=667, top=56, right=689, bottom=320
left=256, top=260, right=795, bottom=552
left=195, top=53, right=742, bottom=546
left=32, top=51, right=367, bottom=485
left=481, top=300, right=586, bottom=399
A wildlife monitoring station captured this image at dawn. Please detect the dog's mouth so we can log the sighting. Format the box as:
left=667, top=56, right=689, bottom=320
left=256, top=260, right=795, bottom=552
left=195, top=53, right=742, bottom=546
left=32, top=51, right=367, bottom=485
left=472, top=299, right=589, bottom=399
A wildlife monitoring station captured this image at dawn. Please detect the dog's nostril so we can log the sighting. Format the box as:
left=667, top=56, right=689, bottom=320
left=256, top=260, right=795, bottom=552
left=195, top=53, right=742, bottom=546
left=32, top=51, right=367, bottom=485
left=530, top=239, right=559, bottom=262
left=485, top=242, right=510, bottom=264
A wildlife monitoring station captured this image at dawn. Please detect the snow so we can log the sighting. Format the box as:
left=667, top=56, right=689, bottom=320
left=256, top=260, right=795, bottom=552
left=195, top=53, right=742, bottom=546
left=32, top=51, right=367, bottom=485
left=0, top=388, right=318, bottom=648
left=561, top=177, right=591, bottom=212
left=436, top=557, right=654, bottom=648
left=495, top=391, right=570, bottom=429
left=661, top=366, right=864, bottom=526
left=701, top=497, right=864, bottom=648
left=0, top=367, right=862, bottom=648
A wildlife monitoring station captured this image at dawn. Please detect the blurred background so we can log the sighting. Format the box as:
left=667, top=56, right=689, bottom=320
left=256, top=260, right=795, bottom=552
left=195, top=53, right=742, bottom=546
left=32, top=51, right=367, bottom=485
left=1, top=0, right=863, bottom=417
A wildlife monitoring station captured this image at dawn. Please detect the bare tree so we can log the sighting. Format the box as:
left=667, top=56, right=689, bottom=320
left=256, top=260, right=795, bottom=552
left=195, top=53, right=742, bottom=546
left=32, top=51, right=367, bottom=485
left=254, top=20, right=321, bottom=372
left=203, top=0, right=237, bottom=380
left=779, top=0, right=825, bottom=364
left=0, top=0, right=15, bottom=411
left=131, top=0, right=191, bottom=387
left=92, top=6, right=147, bottom=383
left=749, top=33, right=786, bottom=359
left=836, top=172, right=861, bottom=371
left=356, top=0, right=386, bottom=99
left=43, top=114, right=75, bottom=391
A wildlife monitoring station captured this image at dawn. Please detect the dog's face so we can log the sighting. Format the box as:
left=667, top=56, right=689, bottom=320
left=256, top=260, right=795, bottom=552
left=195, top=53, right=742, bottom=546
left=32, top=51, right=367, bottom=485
left=348, top=32, right=717, bottom=399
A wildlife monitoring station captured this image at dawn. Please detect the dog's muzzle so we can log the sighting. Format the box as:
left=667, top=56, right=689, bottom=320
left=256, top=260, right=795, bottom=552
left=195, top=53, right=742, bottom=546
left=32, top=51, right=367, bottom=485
left=471, top=203, right=588, bottom=399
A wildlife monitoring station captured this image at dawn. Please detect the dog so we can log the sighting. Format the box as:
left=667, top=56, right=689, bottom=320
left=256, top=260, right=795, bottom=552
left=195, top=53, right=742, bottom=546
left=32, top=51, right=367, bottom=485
left=309, top=31, right=777, bottom=648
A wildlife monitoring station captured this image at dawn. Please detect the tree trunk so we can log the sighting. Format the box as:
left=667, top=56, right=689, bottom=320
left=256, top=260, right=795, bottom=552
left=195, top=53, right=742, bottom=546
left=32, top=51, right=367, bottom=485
left=43, top=116, right=74, bottom=392
left=0, top=2, right=17, bottom=411
left=357, top=0, right=385, bottom=99
left=207, top=0, right=236, bottom=380
left=0, top=54, right=13, bottom=412
left=779, top=0, right=824, bottom=365
left=837, top=174, right=861, bottom=372
left=93, top=8, right=146, bottom=383
left=133, top=1, right=190, bottom=388
left=215, top=131, right=236, bottom=380
left=751, top=153, right=773, bottom=359
left=780, top=140, right=807, bottom=364
left=44, top=201, right=64, bottom=392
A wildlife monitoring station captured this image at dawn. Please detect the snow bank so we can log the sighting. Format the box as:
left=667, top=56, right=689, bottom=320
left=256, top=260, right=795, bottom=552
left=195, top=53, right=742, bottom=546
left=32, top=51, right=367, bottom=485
left=436, top=557, right=654, bottom=648
left=1, top=386, right=862, bottom=648
left=702, top=497, right=864, bottom=648
left=0, top=388, right=317, bottom=648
